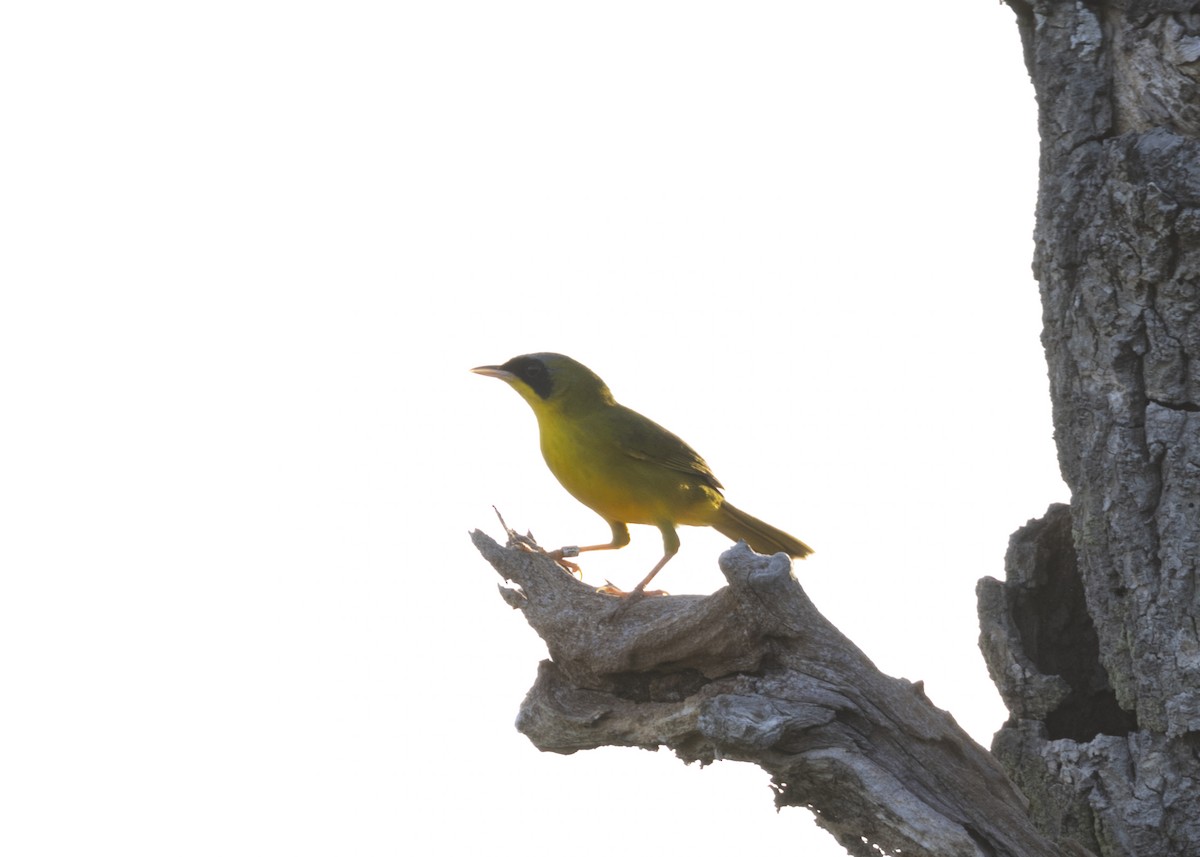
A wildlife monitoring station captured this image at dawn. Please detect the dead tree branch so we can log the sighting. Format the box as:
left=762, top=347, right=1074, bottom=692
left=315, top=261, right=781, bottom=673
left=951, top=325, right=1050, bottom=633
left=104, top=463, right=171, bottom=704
left=473, top=530, right=1083, bottom=857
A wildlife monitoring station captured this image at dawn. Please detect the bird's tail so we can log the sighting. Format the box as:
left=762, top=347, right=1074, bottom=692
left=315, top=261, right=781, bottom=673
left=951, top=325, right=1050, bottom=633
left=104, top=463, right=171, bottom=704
left=711, top=502, right=813, bottom=559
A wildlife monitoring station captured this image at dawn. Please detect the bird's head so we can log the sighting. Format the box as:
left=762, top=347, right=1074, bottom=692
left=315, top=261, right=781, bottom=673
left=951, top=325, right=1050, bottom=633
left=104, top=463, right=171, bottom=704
left=471, top=353, right=614, bottom=412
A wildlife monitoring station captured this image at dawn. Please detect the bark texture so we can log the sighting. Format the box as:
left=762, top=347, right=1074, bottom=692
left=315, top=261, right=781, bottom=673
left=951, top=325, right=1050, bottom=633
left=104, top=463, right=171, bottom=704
left=475, top=531, right=1069, bottom=857
left=978, top=2, right=1200, bottom=854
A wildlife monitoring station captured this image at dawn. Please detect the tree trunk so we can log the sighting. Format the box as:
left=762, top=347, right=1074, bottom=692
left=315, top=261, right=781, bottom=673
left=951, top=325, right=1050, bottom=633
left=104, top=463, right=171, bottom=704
left=976, top=1, right=1200, bottom=854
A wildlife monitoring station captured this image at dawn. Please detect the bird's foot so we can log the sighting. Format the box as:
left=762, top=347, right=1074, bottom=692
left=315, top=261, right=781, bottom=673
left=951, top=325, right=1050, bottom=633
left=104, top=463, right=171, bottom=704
left=511, top=539, right=583, bottom=578
left=548, top=547, right=583, bottom=577
left=596, top=580, right=668, bottom=598
left=492, top=507, right=584, bottom=577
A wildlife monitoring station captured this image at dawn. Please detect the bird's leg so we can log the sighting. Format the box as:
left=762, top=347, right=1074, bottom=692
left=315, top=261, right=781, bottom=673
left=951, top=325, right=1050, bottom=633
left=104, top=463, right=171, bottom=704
left=550, top=522, right=630, bottom=577
left=630, top=524, right=680, bottom=598
left=600, top=524, right=679, bottom=599
left=548, top=548, right=582, bottom=576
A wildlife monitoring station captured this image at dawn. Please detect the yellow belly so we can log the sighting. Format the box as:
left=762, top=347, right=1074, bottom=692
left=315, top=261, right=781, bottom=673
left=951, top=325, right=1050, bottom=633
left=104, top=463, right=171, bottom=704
left=538, top=412, right=721, bottom=527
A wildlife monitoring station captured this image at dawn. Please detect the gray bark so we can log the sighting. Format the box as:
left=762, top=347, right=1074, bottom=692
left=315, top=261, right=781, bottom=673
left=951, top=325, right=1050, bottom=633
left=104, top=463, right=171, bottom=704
left=474, top=531, right=1071, bottom=857
left=977, top=1, right=1200, bottom=855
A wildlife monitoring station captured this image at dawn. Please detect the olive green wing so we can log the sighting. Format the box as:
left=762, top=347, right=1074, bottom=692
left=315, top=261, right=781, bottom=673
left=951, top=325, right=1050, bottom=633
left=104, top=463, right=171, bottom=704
left=611, top=404, right=724, bottom=492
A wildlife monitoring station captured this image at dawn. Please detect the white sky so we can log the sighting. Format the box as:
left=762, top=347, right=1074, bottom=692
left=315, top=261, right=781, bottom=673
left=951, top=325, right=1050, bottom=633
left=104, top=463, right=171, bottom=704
left=2, top=3, right=1063, bottom=855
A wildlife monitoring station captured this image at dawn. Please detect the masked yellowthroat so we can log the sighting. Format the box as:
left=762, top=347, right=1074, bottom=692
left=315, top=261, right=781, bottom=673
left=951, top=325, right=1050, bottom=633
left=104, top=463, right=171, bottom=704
left=472, top=353, right=812, bottom=596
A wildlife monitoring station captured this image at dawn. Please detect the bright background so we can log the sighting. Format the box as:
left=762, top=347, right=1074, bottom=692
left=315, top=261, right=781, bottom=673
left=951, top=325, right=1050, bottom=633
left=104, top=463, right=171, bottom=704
left=2, top=3, right=1063, bottom=855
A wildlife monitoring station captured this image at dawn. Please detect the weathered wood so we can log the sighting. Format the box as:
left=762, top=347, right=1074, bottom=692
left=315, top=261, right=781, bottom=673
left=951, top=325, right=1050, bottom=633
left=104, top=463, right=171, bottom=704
left=979, top=2, right=1200, bottom=854
left=475, top=530, right=1071, bottom=857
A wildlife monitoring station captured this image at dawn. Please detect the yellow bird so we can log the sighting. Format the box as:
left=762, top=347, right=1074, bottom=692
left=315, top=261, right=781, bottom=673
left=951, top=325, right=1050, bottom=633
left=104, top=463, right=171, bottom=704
left=472, top=353, right=812, bottom=596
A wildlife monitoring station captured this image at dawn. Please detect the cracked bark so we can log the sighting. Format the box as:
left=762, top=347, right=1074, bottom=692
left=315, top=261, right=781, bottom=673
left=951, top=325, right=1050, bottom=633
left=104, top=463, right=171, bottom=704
left=474, top=532, right=1074, bottom=857
left=977, top=1, right=1200, bottom=855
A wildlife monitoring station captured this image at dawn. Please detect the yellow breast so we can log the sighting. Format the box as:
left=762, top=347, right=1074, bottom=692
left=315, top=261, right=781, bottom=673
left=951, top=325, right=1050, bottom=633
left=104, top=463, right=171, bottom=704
left=536, top=406, right=722, bottom=527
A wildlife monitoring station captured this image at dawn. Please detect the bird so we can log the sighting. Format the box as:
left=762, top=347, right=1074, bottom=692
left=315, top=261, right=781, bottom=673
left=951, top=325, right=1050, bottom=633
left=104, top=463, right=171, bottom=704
left=471, top=352, right=812, bottom=597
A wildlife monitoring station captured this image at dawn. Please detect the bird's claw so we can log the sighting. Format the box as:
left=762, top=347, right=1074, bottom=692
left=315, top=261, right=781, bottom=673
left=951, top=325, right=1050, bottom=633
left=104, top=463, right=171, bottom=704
left=492, top=510, right=587, bottom=578
left=549, top=548, right=583, bottom=577
left=596, top=580, right=668, bottom=599
left=509, top=538, right=583, bottom=577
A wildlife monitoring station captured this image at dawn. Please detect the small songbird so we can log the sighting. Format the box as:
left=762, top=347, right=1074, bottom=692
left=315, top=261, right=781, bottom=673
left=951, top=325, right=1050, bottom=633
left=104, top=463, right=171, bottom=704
left=471, top=353, right=812, bottom=596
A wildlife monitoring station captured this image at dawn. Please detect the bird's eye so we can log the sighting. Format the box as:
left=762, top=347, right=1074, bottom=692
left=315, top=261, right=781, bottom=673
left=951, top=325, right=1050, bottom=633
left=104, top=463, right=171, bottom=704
left=514, top=358, right=545, bottom=381
left=515, top=358, right=553, bottom=399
